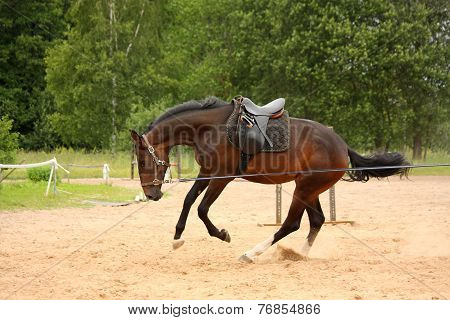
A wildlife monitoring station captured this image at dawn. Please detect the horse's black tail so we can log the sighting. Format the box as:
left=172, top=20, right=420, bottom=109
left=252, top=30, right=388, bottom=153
left=345, top=148, right=410, bottom=182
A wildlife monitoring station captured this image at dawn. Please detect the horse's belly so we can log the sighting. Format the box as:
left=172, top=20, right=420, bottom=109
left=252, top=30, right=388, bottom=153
left=242, top=151, right=302, bottom=184
left=243, top=174, right=298, bottom=184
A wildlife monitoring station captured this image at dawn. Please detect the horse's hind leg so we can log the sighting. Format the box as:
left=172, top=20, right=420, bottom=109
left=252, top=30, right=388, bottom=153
left=300, top=198, right=325, bottom=258
left=173, top=174, right=210, bottom=249
left=239, top=185, right=309, bottom=263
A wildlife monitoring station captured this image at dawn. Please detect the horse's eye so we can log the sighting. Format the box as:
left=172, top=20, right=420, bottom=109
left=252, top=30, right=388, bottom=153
left=140, top=161, right=145, bottom=167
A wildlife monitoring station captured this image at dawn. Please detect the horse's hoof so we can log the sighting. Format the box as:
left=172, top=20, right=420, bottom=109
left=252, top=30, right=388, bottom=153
left=172, top=238, right=185, bottom=250
left=220, top=229, right=231, bottom=243
left=239, top=254, right=254, bottom=264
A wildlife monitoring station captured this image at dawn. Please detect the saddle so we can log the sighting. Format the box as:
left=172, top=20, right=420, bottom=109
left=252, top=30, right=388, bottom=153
left=241, top=97, right=285, bottom=117
left=232, top=96, right=286, bottom=173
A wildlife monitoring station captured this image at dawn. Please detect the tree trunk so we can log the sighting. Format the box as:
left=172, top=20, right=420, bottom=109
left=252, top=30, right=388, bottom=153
left=412, top=134, right=422, bottom=160
left=385, top=107, right=394, bottom=152
left=374, top=131, right=384, bottom=153
left=111, top=77, right=117, bottom=155
left=109, top=1, right=117, bottom=155
left=126, top=5, right=145, bottom=57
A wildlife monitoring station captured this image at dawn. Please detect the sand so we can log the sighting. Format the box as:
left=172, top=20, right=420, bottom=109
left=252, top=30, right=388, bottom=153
left=0, top=176, right=449, bottom=299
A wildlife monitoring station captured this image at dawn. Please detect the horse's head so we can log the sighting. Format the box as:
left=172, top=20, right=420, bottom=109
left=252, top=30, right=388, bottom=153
left=131, top=130, right=170, bottom=201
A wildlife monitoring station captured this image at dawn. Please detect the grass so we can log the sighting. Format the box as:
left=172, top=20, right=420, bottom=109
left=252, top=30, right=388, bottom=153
left=0, top=181, right=141, bottom=211
left=9, top=149, right=132, bottom=179
left=2, top=147, right=448, bottom=181
left=7, top=147, right=199, bottom=180
left=404, top=149, right=450, bottom=176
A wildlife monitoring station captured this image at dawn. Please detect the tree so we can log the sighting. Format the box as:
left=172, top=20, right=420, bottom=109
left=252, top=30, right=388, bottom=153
left=46, top=0, right=165, bottom=152
left=0, top=0, right=68, bottom=149
left=156, top=0, right=239, bottom=102
left=390, top=0, right=449, bottom=159
left=40, top=0, right=448, bottom=156
left=225, top=0, right=449, bottom=153
left=229, top=0, right=392, bottom=149
left=0, top=116, right=19, bottom=164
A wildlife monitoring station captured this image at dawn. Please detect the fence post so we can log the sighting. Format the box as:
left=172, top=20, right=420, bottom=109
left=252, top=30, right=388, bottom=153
left=103, top=164, right=110, bottom=185
left=328, top=126, right=337, bottom=222
left=45, top=164, right=54, bottom=197
left=276, top=184, right=282, bottom=224
left=53, top=162, right=57, bottom=194
left=176, top=146, right=182, bottom=179
left=131, top=146, right=136, bottom=180
left=329, top=185, right=336, bottom=222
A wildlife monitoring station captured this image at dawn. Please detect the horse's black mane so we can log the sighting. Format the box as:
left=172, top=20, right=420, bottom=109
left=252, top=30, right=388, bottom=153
left=144, top=96, right=229, bottom=133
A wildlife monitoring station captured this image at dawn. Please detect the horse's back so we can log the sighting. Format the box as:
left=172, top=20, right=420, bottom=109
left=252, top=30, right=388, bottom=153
left=288, top=117, right=349, bottom=166
left=289, top=117, right=346, bottom=145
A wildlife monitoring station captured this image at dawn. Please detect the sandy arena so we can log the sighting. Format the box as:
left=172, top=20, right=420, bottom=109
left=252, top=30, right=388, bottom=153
left=0, top=176, right=449, bottom=299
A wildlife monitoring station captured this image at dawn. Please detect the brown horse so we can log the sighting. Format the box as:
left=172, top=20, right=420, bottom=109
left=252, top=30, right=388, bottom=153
left=130, top=97, right=408, bottom=263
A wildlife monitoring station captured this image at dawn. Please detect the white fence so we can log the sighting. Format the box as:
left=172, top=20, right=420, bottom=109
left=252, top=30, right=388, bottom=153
left=0, top=159, right=111, bottom=195
left=64, top=163, right=110, bottom=184
left=0, top=158, right=69, bottom=196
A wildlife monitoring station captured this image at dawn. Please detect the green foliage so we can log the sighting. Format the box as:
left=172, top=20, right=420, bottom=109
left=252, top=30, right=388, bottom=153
left=117, top=95, right=172, bottom=150
left=0, top=0, right=68, bottom=150
left=225, top=0, right=449, bottom=154
left=27, top=166, right=52, bottom=182
left=1, top=0, right=448, bottom=160
left=0, top=116, right=19, bottom=164
left=46, top=0, right=167, bottom=151
left=157, top=0, right=238, bottom=101
left=26, top=165, right=62, bottom=183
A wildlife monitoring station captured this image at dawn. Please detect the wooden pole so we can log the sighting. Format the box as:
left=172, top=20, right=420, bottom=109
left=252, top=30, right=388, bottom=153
left=130, top=146, right=136, bottom=180
left=258, top=184, right=282, bottom=227
left=258, top=125, right=354, bottom=226
left=328, top=127, right=337, bottom=222
left=103, top=164, right=109, bottom=185
left=45, top=165, right=54, bottom=197
left=66, top=164, right=71, bottom=184
left=176, top=146, right=182, bottom=179
left=276, top=184, right=282, bottom=224
left=329, top=185, right=336, bottom=222
left=53, top=163, right=57, bottom=194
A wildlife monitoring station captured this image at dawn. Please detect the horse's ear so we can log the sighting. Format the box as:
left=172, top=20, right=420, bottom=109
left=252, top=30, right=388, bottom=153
left=130, top=130, right=140, bottom=144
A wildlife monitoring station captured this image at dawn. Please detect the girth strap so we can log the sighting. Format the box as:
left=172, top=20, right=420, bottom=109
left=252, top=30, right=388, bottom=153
left=239, top=152, right=252, bottom=174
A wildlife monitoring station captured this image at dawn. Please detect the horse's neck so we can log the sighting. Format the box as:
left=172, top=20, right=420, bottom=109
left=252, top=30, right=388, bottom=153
left=148, top=105, right=233, bottom=147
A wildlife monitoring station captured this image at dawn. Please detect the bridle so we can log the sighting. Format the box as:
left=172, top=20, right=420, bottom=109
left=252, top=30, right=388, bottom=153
left=140, top=134, right=171, bottom=186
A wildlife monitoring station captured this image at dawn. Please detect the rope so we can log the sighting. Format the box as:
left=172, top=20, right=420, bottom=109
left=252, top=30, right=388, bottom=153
left=0, top=158, right=69, bottom=173
left=174, top=163, right=450, bottom=183
left=65, top=164, right=104, bottom=168
left=0, top=158, right=55, bottom=169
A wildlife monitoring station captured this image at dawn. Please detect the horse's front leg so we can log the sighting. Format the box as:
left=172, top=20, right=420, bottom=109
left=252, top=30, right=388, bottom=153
left=173, top=172, right=210, bottom=249
left=197, top=178, right=234, bottom=242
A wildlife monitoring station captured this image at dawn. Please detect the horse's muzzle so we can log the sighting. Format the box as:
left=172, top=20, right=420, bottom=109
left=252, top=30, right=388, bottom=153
left=146, top=192, right=163, bottom=201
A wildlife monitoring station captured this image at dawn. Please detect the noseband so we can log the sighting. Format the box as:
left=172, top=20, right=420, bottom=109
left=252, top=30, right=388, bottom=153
left=140, top=134, right=171, bottom=186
